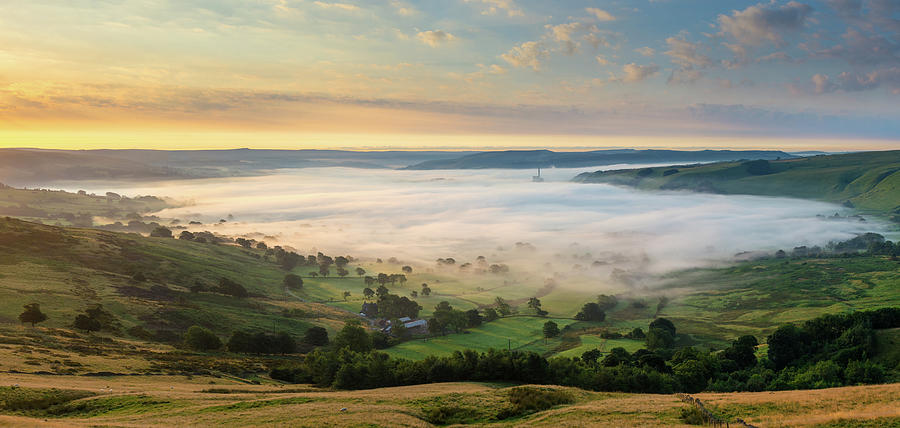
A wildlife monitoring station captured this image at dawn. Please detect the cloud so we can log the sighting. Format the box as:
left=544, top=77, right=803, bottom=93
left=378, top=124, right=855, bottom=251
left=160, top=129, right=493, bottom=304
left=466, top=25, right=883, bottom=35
left=810, top=73, right=836, bottom=94
left=390, top=0, right=417, bottom=16
left=584, top=32, right=612, bottom=49
left=585, top=7, right=616, bottom=21
left=416, top=30, right=457, bottom=47
left=464, top=0, right=524, bottom=17
left=545, top=22, right=590, bottom=54
left=596, top=55, right=611, bottom=65
left=816, top=29, right=900, bottom=66
left=664, top=37, right=712, bottom=69
left=826, top=0, right=862, bottom=17
left=620, top=63, right=660, bottom=83
left=312, top=1, right=359, bottom=11
left=668, top=69, right=703, bottom=84
left=501, top=41, right=548, bottom=70
left=635, top=47, right=656, bottom=57
left=717, top=1, right=813, bottom=46
left=808, top=68, right=900, bottom=94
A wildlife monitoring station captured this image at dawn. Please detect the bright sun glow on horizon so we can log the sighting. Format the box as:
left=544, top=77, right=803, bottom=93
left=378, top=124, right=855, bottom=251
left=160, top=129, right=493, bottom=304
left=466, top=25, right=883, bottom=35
left=0, top=131, right=897, bottom=152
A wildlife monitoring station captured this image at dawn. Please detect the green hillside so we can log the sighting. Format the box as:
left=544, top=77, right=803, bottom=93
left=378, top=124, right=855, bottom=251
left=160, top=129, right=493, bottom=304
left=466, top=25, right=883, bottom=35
left=0, top=217, right=351, bottom=346
left=573, top=151, right=900, bottom=214
left=0, top=184, right=171, bottom=226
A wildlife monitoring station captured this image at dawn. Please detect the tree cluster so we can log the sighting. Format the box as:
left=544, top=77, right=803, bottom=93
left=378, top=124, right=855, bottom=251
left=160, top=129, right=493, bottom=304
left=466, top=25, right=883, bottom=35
left=269, top=308, right=899, bottom=394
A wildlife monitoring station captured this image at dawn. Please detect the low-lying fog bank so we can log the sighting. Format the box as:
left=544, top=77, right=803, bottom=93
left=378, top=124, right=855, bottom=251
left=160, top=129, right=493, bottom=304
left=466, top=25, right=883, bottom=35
left=67, top=166, right=884, bottom=286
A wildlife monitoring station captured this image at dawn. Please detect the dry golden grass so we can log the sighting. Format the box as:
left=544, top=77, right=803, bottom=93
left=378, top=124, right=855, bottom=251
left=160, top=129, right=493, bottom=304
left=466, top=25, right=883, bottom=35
left=0, top=374, right=896, bottom=427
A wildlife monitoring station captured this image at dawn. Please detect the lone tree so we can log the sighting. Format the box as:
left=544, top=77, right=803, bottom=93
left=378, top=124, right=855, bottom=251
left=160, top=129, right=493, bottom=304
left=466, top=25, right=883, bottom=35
left=342, top=291, right=351, bottom=301
left=402, top=265, right=413, bottom=274
left=19, top=303, right=47, bottom=327
left=543, top=320, right=560, bottom=338
left=283, top=274, right=303, bottom=290
left=183, top=325, right=222, bottom=351
left=363, top=287, right=375, bottom=300
left=356, top=267, right=366, bottom=277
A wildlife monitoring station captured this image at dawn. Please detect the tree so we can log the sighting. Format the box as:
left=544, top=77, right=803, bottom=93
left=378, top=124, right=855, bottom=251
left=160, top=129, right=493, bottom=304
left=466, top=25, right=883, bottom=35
left=342, top=291, right=351, bottom=301
left=215, top=277, right=249, bottom=298
left=184, top=325, right=221, bottom=351
left=483, top=307, right=499, bottom=322
left=149, top=226, right=173, bottom=238
left=364, top=276, right=375, bottom=286
left=527, top=297, right=543, bottom=315
left=410, top=290, right=418, bottom=298
left=18, top=303, right=47, bottom=327
left=179, top=231, right=195, bottom=240
left=318, top=264, right=330, bottom=277
left=646, top=327, right=675, bottom=350
left=596, top=294, right=618, bottom=311
left=767, top=324, right=809, bottom=369
left=673, top=360, right=709, bottom=393
left=543, top=321, right=560, bottom=338
left=74, top=314, right=101, bottom=332
left=272, top=331, right=297, bottom=354
left=283, top=274, right=303, bottom=290
left=256, top=242, right=267, bottom=250
left=333, top=321, right=372, bottom=353
left=337, top=267, right=349, bottom=278
left=575, top=302, right=606, bottom=322
left=303, top=326, right=329, bottom=346
left=465, top=309, right=483, bottom=328
left=73, top=304, right=118, bottom=333
left=649, top=318, right=676, bottom=337
left=334, top=256, right=350, bottom=269
left=494, top=297, right=511, bottom=316
left=377, top=273, right=389, bottom=286
left=363, top=287, right=375, bottom=300
left=421, top=284, right=431, bottom=296
left=376, top=285, right=390, bottom=298
left=356, top=267, right=366, bottom=277
left=402, top=265, right=413, bottom=274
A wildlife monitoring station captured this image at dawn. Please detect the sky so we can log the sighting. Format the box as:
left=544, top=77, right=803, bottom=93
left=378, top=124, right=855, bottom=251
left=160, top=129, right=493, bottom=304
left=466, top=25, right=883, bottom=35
left=0, top=0, right=898, bottom=150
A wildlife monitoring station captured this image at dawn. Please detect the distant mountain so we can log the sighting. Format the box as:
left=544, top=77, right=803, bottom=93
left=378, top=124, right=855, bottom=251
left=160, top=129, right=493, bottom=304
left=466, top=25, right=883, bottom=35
left=403, top=149, right=796, bottom=170
left=0, top=148, right=478, bottom=185
left=574, top=150, right=900, bottom=214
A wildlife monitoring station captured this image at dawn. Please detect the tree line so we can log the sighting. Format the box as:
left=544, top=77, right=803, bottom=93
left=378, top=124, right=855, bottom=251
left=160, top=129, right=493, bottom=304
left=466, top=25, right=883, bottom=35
left=269, top=308, right=900, bottom=393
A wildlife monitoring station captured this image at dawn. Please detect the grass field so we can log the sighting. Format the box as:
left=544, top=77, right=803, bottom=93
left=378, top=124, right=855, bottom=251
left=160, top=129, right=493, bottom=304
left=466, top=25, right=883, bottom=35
left=0, top=374, right=896, bottom=427
left=574, top=150, right=900, bottom=214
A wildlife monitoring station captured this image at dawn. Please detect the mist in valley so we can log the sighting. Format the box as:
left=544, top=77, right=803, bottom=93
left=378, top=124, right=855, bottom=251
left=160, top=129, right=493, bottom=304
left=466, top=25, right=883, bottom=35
left=62, top=166, right=885, bottom=294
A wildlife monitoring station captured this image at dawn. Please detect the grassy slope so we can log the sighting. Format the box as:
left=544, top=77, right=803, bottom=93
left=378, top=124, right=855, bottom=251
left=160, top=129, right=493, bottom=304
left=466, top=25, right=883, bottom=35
left=0, top=186, right=170, bottom=225
left=0, top=374, right=897, bottom=427
left=0, top=217, right=351, bottom=350
left=574, top=150, right=900, bottom=213
left=387, top=255, right=900, bottom=360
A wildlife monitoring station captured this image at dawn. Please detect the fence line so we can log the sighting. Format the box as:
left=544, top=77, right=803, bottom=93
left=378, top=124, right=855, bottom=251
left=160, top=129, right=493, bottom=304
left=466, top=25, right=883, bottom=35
left=675, top=393, right=758, bottom=428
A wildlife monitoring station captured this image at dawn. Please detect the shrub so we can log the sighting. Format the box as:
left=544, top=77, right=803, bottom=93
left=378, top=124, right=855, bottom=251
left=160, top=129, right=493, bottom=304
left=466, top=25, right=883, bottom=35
left=498, top=387, right=574, bottom=419
left=680, top=406, right=705, bottom=425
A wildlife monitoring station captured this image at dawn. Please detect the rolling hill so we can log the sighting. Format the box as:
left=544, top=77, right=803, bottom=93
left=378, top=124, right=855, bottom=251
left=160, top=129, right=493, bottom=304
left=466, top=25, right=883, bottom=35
left=404, top=149, right=795, bottom=170
left=573, top=150, right=900, bottom=214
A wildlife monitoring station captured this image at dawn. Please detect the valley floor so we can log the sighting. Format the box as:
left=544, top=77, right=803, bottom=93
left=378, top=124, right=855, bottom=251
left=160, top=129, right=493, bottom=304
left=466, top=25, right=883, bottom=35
left=0, top=374, right=897, bottom=427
